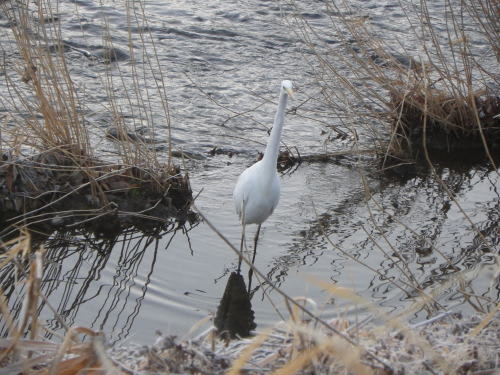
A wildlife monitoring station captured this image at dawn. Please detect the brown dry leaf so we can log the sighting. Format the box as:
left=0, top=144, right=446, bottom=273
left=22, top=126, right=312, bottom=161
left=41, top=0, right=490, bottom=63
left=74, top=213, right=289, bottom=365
left=42, top=352, right=98, bottom=375
left=21, top=64, right=37, bottom=83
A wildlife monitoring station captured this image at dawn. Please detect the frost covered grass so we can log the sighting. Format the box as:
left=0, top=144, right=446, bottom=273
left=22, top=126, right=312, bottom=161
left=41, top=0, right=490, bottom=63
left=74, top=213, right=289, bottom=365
left=1, top=233, right=497, bottom=374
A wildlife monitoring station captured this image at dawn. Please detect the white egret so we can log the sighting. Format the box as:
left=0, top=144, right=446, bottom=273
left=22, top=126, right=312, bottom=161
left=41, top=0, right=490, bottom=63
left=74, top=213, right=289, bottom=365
left=233, top=80, right=294, bottom=276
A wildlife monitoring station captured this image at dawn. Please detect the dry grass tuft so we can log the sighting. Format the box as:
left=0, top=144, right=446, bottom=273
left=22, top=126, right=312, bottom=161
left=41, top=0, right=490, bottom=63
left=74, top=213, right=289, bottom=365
left=0, top=0, right=193, bottom=236
left=0, top=233, right=134, bottom=375
left=108, top=306, right=499, bottom=375
left=289, top=0, right=499, bottom=169
left=0, top=148, right=193, bottom=238
left=1, top=1, right=90, bottom=157
left=0, top=327, right=123, bottom=375
left=389, top=80, right=500, bottom=161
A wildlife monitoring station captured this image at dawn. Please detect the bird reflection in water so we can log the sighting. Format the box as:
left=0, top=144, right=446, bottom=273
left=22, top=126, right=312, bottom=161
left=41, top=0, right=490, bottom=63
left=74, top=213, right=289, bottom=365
left=214, top=271, right=256, bottom=339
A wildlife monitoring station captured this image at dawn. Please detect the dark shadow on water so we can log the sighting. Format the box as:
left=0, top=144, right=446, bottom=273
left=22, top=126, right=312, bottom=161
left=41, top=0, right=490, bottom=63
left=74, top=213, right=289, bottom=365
left=214, top=271, right=256, bottom=339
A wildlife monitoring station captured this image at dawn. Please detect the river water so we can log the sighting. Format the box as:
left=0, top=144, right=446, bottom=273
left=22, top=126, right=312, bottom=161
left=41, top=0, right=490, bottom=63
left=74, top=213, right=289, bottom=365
left=0, top=0, right=498, bottom=344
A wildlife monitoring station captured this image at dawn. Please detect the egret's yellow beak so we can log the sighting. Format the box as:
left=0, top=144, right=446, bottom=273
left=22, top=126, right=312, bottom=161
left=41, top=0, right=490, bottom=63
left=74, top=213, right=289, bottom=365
left=285, top=87, right=295, bottom=98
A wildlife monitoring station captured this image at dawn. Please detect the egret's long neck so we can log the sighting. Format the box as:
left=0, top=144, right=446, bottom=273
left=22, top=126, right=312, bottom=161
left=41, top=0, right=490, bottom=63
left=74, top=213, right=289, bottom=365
left=262, top=88, right=288, bottom=170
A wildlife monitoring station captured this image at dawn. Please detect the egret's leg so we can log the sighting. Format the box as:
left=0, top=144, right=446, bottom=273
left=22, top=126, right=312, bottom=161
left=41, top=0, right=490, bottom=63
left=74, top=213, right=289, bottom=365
left=247, top=224, right=261, bottom=294
left=237, top=223, right=246, bottom=274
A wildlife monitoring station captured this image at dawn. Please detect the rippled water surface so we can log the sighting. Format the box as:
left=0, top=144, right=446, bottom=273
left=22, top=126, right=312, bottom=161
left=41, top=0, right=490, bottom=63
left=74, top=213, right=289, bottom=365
left=0, top=0, right=498, bottom=344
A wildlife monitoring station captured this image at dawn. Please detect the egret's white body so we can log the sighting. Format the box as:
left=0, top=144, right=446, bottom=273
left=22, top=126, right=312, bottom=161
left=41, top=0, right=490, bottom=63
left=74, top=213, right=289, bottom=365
left=232, top=160, right=280, bottom=225
left=233, top=80, right=293, bottom=276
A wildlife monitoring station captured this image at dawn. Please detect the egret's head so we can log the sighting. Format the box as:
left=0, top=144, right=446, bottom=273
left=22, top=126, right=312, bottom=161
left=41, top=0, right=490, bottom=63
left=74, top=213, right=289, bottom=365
left=281, top=80, right=294, bottom=97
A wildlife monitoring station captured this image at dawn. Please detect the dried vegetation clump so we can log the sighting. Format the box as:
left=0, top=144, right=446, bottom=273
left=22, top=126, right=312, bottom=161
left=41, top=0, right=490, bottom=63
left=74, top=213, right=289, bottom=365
left=389, top=87, right=500, bottom=158
left=0, top=149, right=193, bottom=237
left=0, top=0, right=193, bottom=237
left=290, top=0, right=500, bottom=169
left=5, top=309, right=497, bottom=374
left=212, top=312, right=499, bottom=375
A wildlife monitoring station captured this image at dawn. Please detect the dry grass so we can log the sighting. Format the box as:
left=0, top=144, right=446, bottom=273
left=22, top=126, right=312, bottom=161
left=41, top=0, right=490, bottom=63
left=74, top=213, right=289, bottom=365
left=0, top=231, right=141, bottom=375
left=1, top=1, right=90, bottom=156
left=109, top=297, right=498, bottom=375
left=0, top=0, right=192, bottom=235
left=1, top=228, right=498, bottom=375
left=0, top=0, right=498, bottom=374
left=288, top=0, right=499, bottom=168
